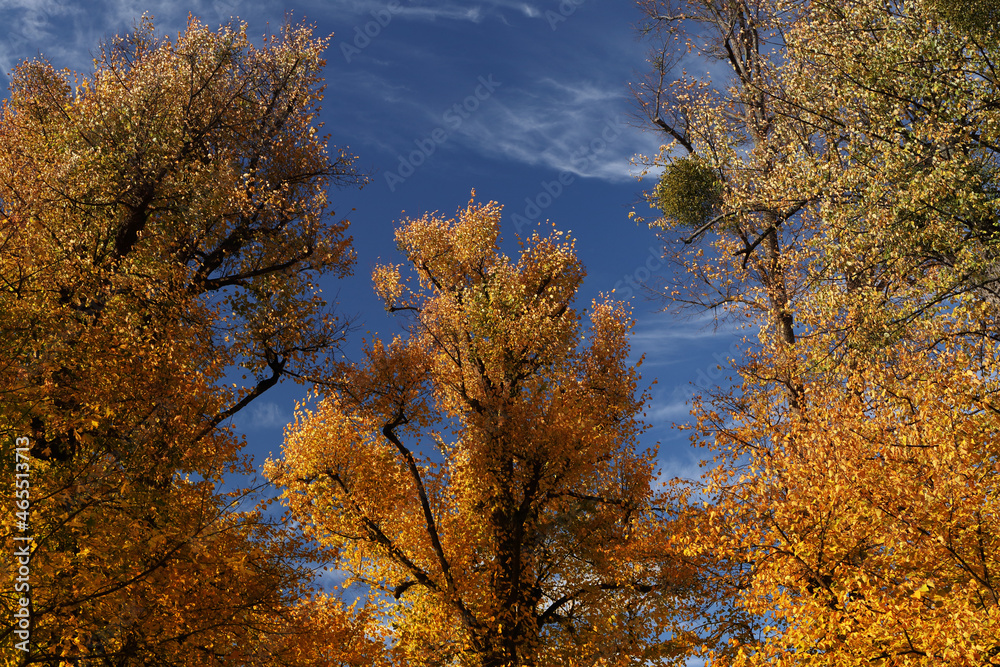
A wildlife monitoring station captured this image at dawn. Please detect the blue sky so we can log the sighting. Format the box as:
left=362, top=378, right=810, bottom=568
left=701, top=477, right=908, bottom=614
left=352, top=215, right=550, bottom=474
left=1, top=0, right=742, bottom=487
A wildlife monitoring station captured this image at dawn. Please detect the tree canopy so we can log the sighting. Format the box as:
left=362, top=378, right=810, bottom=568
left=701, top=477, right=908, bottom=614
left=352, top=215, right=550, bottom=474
left=267, top=198, right=699, bottom=667
left=0, top=16, right=375, bottom=665
left=634, top=0, right=1000, bottom=664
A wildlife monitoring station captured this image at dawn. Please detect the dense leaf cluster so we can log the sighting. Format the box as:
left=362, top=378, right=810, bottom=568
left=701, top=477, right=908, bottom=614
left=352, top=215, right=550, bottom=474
left=636, top=0, right=1000, bottom=664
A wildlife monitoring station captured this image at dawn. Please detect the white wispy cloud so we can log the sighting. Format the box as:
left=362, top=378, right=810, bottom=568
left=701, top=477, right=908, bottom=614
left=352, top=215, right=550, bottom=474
left=655, top=452, right=710, bottom=485
left=628, top=310, right=746, bottom=371
left=394, top=3, right=487, bottom=23
left=442, top=79, right=663, bottom=182
left=0, top=0, right=286, bottom=79
left=239, top=400, right=292, bottom=431
left=318, top=0, right=661, bottom=184
left=0, top=0, right=82, bottom=78
left=326, top=65, right=662, bottom=184
left=320, top=0, right=541, bottom=24
left=644, top=396, right=697, bottom=424
left=518, top=3, right=540, bottom=18
left=315, top=567, right=351, bottom=590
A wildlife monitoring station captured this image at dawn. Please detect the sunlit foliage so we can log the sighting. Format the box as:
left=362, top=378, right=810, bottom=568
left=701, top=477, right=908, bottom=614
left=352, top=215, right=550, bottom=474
left=268, top=198, right=699, bottom=667
left=0, top=16, right=374, bottom=665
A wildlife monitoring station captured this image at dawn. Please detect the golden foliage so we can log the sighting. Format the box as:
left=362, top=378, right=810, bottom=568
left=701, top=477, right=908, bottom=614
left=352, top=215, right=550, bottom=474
left=268, top=198, right=699, bottom=666
left=635, top=0, right=1000, bottom=664
left=0, top=15, right=372, bottom=665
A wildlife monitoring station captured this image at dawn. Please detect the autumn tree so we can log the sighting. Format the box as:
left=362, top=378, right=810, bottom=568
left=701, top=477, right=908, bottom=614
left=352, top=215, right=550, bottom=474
left=267, top=198, right=699, bottom=667
left=631, top=0, right=825, bottom=417
left=633, top=0, right=1000, bottom=664
left=629, top=0, right=819, bottom=655
left=0, top=16, right=375, bottom=665
left=635, top=0, right=1000, bottom=356
left=693, top=322, right=1000, bottom=666
left=698, top=2, right=1000, bottom=663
